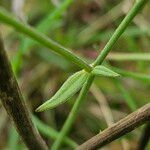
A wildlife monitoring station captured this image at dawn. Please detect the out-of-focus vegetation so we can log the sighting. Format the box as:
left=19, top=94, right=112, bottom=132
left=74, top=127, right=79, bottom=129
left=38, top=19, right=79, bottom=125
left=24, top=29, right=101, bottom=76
left=0, top=0, right=149, bottom=149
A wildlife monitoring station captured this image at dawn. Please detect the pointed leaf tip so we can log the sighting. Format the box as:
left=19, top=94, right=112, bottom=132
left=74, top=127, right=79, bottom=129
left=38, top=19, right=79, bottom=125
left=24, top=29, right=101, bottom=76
left=36, top=70, right=88, bottom=112
left=92, top=65, right=120, bottom=78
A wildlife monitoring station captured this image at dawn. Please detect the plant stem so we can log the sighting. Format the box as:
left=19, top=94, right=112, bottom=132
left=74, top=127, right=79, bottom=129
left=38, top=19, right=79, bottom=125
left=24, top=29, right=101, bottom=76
left=0, top=7, right=92, bottom=72
left=93, top=0, right=148, bottom=66
left=0, top=36, right=48, bottom=150
left=77, top=103, right=150, bottom=150
left=13, top=0, right=74, bottom=74
left=51, top=0, right=148, bottom=149
left=51, top=75, right=94, bottom=150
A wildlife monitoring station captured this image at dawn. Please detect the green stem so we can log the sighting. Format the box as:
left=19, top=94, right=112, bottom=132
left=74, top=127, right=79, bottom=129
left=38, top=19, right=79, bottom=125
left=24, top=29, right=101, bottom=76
left=0, top=7, right=92, bottom=72
left=51, top=0, right=148, bottom=149
left=93, top=0, right=148, bottom=66
left=51, top=75, right=94, bottom=150
left=13, top=0, right=74, bottom=74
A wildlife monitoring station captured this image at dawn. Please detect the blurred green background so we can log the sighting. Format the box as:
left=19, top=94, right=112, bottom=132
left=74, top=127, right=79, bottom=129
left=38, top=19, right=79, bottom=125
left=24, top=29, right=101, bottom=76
left=0, top=0, right=149, bottom=149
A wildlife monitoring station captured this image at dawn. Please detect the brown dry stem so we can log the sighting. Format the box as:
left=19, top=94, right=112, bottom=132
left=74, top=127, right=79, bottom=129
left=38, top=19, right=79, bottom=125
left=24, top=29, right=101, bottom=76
left=77, top=103, right=150, bottom=150
left=0, top=35, right=48, bottom=150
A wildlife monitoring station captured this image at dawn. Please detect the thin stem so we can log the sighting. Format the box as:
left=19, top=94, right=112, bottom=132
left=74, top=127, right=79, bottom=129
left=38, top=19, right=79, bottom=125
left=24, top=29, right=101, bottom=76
left=51, top=75, right=94, bottom=150
left=51, top=0, right=148, bottom=149
left=93, top=0, right=148, bottom=66
left=0, top=36, right=48, bottom=150
left=13, top=0, right=74, bottom=74
left=77, top=103, right=150, bottom=150
left=0, top=7, right=92, bottom=72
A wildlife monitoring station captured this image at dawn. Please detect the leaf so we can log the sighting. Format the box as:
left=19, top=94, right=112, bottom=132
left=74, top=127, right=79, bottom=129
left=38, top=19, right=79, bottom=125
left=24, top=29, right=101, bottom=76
left=92, top=65, right=120, bottom=77
left=36, top=70, right=88, bottom=112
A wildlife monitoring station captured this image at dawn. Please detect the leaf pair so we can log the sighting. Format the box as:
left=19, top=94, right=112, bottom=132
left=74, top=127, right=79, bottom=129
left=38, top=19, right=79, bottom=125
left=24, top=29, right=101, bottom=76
left=36, top=66, right=120, bottom=112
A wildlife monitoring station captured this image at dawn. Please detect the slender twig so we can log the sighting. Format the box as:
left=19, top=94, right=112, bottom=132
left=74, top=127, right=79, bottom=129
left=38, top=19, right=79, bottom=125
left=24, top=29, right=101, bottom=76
left=51, top=1, right=148, bottom=149
left=0, top=35, right=48, bottom=150
left=77, top=103, right=150, bottom=150
left=138, top=122, right=150, bottom=150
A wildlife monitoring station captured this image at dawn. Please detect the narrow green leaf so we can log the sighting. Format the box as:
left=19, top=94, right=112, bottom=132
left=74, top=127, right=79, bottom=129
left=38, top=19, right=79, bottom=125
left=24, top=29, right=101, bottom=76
left=36, top=70, right=88, bottom=111
left=92, top=65, right=120, bottom=77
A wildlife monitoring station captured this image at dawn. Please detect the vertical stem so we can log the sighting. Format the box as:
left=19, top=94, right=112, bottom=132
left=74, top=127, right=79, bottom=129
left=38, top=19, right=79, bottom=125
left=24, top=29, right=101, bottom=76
left=0, top=35, right=48, bottom=150
left=93, top=0, right=148, bottom=66
left=51, top=75, right=94, bottom=150
left=51, top=0, right=148, bottom=149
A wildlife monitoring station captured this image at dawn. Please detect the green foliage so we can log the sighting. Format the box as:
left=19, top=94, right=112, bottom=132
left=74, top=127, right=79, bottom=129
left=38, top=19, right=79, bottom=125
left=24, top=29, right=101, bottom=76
left=51, top=1, right=148, bottom=149
left=92, top=66, right=120, bottom=77
left=0, top=7, right=92, bottom=72
left=36, top=70, right=88, bottom=111
left=93, top=0, right=148, bottom=66
left=0, top=0, right=148, bottom=149
left=13, top=0, right=74, bottom=74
